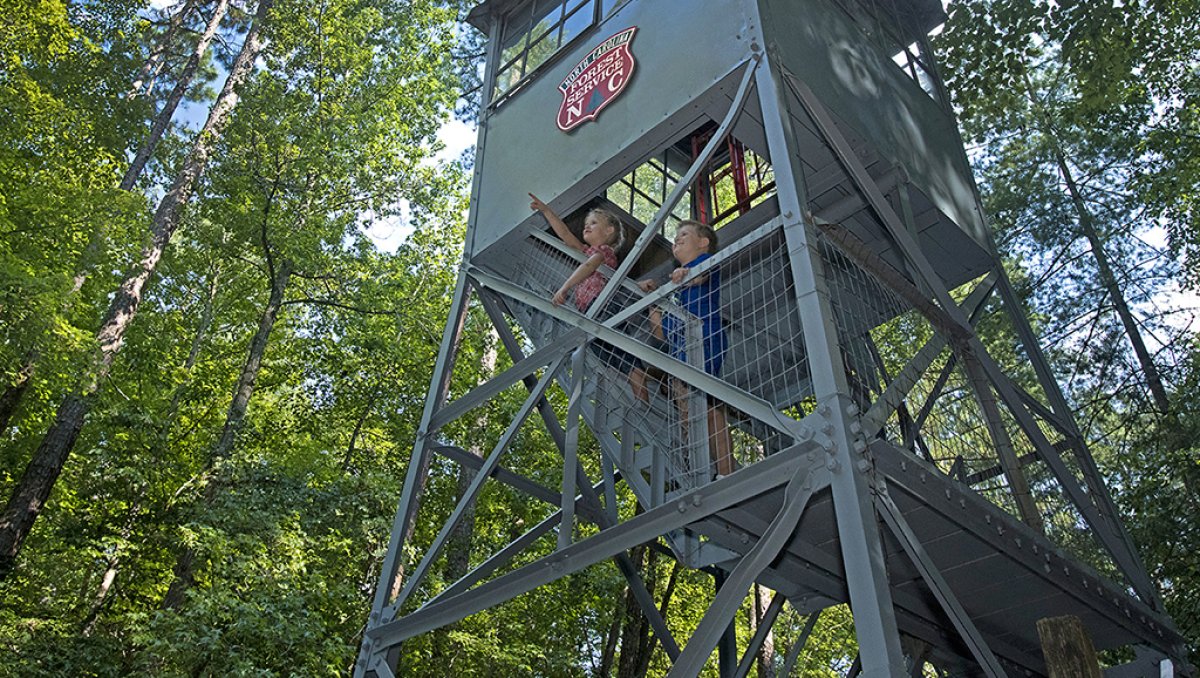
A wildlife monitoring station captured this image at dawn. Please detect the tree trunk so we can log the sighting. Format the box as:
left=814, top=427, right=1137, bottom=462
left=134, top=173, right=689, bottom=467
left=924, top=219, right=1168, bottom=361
left=1036, top=615, right=1102, bottom=678
left=753, top=585, right=776, bottom=678
left=615, top=546, right=649, bottom=678
left=209, top=259, right=292, bottom=463
left=2, top=8, right=231, bottom=423
left=163, top=263, right=223, bottom=432
left=121, top=0, right=231, bottom=191
left=1024, top=71, right=1174, bottom=417
left=145, top=261, right=223, bottom=474
left=1054, top=151, right=1172, bottom=415
left=0, top=0, right=273, bottom=582
left=637, top=558, right=680, bottom=678
left=0, top=355, right=36, bottom=435
left=80, top=501, right=141, bottom=636
left=128, top=0, right=197, bottom=99
left=613, top=545, right=678, bottom=678
left=598, top=597, right=623, bottom=678
left=341, top=388, right=379, bottom=473
left=161, top=256, right=291, bottom=610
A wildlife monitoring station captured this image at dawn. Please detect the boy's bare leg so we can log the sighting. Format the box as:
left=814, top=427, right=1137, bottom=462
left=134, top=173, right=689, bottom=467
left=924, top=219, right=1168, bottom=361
left=709, top=404, right=734, bottom=476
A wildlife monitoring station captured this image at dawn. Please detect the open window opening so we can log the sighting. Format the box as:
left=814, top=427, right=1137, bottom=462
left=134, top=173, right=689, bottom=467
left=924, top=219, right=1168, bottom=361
left=604, top=123, right=777, bottom=242
left=890, top=40, right=940, bottom=101
left=687, top=123, right=777, bottom=230
left=827, top=0, right=947, bottom=105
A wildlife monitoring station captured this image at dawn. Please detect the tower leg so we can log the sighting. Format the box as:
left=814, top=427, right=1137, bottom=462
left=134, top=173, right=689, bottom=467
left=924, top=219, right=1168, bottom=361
left=753, top=49, right=907, bottom=677
left=355, top=270, right=473, bottom=678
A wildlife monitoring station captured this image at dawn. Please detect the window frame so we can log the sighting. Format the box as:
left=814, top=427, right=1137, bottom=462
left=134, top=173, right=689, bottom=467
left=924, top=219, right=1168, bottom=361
left=489, top=0, right=604, bottom=109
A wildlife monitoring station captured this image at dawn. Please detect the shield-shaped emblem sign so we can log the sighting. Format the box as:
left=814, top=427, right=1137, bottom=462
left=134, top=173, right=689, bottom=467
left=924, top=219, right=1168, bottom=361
left=556, top=27, right=637, bottom=132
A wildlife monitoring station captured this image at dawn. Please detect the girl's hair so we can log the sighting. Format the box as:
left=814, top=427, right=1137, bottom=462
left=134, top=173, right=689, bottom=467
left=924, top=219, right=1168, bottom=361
left=677, top=219, right=718, bottom=253
left=588, top=208, right=626, bottom=251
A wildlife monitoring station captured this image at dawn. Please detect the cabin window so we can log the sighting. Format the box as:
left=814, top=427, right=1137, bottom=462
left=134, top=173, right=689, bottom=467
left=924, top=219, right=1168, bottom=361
left=493, top=0, right=602, bottom=103
left=605, top=127, right=776, bottom=240
left=605, top=149, right=695, bottom=239
left=828, top=0, right=946, bottom=105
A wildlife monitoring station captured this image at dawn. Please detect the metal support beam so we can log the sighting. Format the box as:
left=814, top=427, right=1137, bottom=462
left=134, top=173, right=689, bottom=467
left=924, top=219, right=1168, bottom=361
left=667, top=464, right=822, bottom=677
left=972, top=342, right=1161, bottom=605
left=780, top=609, right=821, bottom=677
left=559, top=348, right=585, bottom=549
left=960, top=350, right=1044, bottom=531
left=436, top=495, right=574, bottom=600
left=813, top=220, right=968, bottom=344
left=994, top=266, right=1081, bottom=433
left=479, top=289, right=571, bottom=451
left=777, top=609, right=825, bottom=672
left=432, top=444, right=564, bottom=509
left=784, top=75, right=975, bottom=341
left=478, top=289, right=682, bottom=659
left=861, top=273, right=996, bottom=437
left=716, top=570, right=738, bottom=678
left=428, top=328, right=580, bottom=432
left=394, top=357, right=567, bottom=609
left=365, top=447, right=815, bottom=648
left=876, top=487, right=1007, bottom=677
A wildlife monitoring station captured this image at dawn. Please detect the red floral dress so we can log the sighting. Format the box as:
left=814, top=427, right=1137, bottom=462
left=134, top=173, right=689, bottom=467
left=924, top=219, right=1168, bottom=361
left=573, top=244, right=617, bottom=312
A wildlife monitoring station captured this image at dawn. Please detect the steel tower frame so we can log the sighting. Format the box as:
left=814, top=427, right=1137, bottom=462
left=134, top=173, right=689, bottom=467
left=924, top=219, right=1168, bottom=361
left=356, top=1, right=1189, bottom=675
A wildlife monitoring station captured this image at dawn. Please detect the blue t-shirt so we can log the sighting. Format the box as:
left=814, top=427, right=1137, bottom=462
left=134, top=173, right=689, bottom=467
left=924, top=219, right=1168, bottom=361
left=663, top=253, right=727, bottom=375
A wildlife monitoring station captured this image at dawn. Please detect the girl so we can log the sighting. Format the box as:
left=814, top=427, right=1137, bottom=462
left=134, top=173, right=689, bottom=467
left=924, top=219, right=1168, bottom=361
left=529, top=193, right=649, bottom=401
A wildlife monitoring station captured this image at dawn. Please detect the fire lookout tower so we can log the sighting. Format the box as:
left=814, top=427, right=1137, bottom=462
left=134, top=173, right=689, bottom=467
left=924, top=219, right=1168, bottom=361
left=358, top=0, right=1189, bottom=675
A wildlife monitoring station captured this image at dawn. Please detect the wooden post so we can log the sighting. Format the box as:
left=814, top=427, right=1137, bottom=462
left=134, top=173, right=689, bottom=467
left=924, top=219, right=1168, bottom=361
left=1037, top=615, right=1102, bottom=678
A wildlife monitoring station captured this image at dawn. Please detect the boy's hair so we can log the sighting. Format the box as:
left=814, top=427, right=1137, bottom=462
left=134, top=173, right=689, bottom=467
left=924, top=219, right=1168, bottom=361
left=677, top=219, right=718, bottom=253
left=588, top=208, right=626, bottom=251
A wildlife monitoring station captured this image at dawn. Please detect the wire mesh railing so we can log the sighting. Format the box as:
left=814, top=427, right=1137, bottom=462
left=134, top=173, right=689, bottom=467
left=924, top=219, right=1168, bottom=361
left=495, top=223, right=802, bottom=502
left=812, top=228, right=1130, bottom=586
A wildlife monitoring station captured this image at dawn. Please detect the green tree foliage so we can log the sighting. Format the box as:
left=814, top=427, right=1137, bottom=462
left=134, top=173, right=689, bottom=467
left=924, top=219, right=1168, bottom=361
left=0, top=0, right=478, bottom=673
left=936, top=0, right=1200, bottom=659
left=0, top=0, right=147, bottom=428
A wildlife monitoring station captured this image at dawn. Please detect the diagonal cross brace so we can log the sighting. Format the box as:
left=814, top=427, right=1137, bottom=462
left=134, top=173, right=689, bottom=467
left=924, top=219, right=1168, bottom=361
left=393, top=356, right=567, bottom=609
left=667, top=464, right=824, bottom=677
left=584, top=57, right=761, bottom=319
left=734, top=592, right=786, bottom=678
left=876, top=486, right=1007, bottom=677
left=475, top=289, right=682, bottom=659
left=861, top=272, right=996, bottom=437
left=365, top=448, right=817, bottom=649
left=779, top=609, right=822, bottom=677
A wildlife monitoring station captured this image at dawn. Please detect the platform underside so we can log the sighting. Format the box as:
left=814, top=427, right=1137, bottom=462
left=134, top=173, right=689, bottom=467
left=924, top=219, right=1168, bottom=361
left=682, top=441, right=1181, bottom=676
